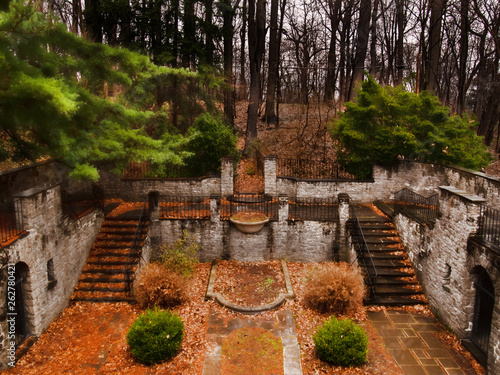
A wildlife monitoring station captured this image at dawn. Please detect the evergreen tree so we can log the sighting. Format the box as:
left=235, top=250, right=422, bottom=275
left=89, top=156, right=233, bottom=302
left=330, top=76, right=492, bottom=179
left=0, top=1, right=194, bottom=181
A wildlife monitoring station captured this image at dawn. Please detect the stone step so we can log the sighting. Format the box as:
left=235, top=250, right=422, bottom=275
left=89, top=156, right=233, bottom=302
left=75, top=286, right=127, bottom=293
left=71, top=296, right=135, bottom=303
left=368, top=259, right=408, bottom=268
left=364, top=238, right=400, bottom=245
left=87, top=260, right=137, bottom=266
left=365, top=296, right=426, bottom=306
left=362, top=269, right=414, bottom=277
left=372, top=285, right=423, bottom=296
left=361, top=231, right=397, bottom=237
left=78, top=277, right=126, bottom=283
left=358, top=223, right=394, bottom=230
left=371, top=276, right=419, bottom=286
left=81, top=268, right=133, bottom=275
left=89, top=251, right=139, bottom=258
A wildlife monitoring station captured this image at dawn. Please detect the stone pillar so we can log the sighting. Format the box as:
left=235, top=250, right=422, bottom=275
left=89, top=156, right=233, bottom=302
left=148, top=191, right=160, bottom=221
left=221, top=157, right=234, bottom=197
left=264, top=156, right=277, bottom=197
left=278, top=194, right=289, bottom=222
left=210, top=194, right=221, bottom=222
left=338, top=193, right=350, bottom=261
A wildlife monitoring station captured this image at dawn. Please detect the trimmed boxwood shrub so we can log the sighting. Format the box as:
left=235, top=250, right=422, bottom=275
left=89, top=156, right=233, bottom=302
left=313, top=316, right=368, bottom=367
left=127, top=307, right=184, bottom=364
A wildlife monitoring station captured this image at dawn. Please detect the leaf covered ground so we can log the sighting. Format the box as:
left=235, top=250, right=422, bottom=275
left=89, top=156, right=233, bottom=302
left=7, top=261, right=484, bottom=374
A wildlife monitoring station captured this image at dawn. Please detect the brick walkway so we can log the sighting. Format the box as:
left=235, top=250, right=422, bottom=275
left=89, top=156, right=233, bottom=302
left=368, top=310, right=467, bottom=375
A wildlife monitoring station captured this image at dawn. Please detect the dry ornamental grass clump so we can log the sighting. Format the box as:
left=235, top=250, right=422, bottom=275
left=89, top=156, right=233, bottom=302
left=303, top=262, right=366, bottom=315
left=133, top=262, right=187, bottom=309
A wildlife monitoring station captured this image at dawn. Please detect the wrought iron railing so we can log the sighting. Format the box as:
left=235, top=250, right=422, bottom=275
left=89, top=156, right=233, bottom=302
left=393, top=188, right=439, bottom=226
left=122, top=161, right=213, bottom=179
left=61, top=184, right=104, bottom=220
left=0, top=199, right=24, bottom=245
left=221, top=194, right=279, bottom=221
left=125, top=200, right=149, bottom=294
left=160, top=196, right=211, bottom=220
left=276, top=158, right=356, bottom=180
left=349, top=206, right=377, bottom=298
left=475, top=205, right=500, bottom=250
left=288, top=197, right=339, bottom=221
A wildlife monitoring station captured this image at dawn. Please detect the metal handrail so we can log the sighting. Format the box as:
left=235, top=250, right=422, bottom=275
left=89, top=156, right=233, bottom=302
left=124, top=200, right=149, bottom=294
left=349, top=206, right=378, bottom=297
left=393, top=188, right=438, bottom=225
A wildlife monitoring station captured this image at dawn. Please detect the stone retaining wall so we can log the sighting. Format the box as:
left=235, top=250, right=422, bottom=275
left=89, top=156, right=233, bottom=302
left=393, top=187, right=500, bottom=373
left=0, top=184, right=103, bottom=370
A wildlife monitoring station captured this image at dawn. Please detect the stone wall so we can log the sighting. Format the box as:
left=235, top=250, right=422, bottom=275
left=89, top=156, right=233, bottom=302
left=97, top=166, right=221, bottom=201
left=393, top=186, right=500, bottom=373
left=0, top=184, right=103, bottom=370
left=149, top=195, right=350, bottom=263
left=0, top=161, right=60, bottom=201
left=273, top=159, right=500, bottom=205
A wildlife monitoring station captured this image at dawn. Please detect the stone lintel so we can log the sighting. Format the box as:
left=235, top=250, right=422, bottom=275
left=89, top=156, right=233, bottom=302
left=439, top=186, right=486, bottom=204
left=13, top=183, right=61, bottom=199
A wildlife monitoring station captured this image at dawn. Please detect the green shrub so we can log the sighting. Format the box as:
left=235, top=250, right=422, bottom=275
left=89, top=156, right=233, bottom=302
left=156, top=230, right=199, bottom=277
left=303, top=262, right=365, bottom=315
left=127, top=307, right=184, bottom=365
left=133, top=263, right=186, bottom=309
left=313, top=316, right=368, bottom=367
left=184, top=113, right=239, bottom=176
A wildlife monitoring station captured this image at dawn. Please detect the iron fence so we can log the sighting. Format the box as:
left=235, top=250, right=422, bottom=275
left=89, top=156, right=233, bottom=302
left=125, top=200, right=149, bottom=294
left=221, top=194, right=279, bottom=221
left=349, top=206, right=377, bottom=298
left=288, top=197, right=339, bottom=221
left=393, top=188, right=439, bottom=226
left=475, top=205, right=500, bottom=249
left=61, top=185, right=104, bottom=220
left=160, top=196, right=211, bottom=220
left=122, top=161, right=212, bottom=179
left=0, top=199, right=24, bottom=245
left=276, top=158, right=355, bottom=180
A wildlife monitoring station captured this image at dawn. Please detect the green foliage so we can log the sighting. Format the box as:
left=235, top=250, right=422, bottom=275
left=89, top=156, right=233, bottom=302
left=313, top=316, right=368, bottom=367
left=0, top=1, right=224, bottom=181
left=330, top=76, right=492, bottom=179
left=127, top=307, right=184, bottom=365
left=156, top=230, right=199, bottom=277
left=183, top=113, right=239, bottom=176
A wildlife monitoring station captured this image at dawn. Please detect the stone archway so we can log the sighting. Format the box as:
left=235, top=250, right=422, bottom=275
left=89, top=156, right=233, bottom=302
left=9, top=262, right=31, bottom=347
left=470, top=266, right=495, bottom=359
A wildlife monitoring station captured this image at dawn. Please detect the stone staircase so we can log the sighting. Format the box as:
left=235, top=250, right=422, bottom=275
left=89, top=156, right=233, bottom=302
left=71, top=205, right=149, bottom=303
left=350, top=204, right=426, bottom=306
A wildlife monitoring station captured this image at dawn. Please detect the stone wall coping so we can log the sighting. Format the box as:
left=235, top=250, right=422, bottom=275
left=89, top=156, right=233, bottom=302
left=120, top=175, right=220, bottom=182
left=13, top=183, right=61, bottom=198
left=0, top=159, right=55, bottom=178
left=439, top=186, right=487, bottom=203
left=277, top=176, right=375, bottom=183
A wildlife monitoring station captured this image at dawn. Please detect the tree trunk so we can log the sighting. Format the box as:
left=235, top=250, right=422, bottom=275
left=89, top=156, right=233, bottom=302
left=426, top=0, right=446, bottom=95
left=348, top=0, right=371, bottom=101
left=223, top=0, right=236, bottom=127
left=457, top=0, right=469, bottom=114
left=264, top=0, right=280, bottom=124
left=395, top=0, right=405, bottom=86
left=325, top=0, right=342, bottom=102
left=182, top=0, right=196, bottom=69
left=239, top=0, right=248, bottom=100
left=369, top=0, right=379, bottom=77
left=246, top=0, right=266, bottom=150
left=84, top=0, right=103, bottom=42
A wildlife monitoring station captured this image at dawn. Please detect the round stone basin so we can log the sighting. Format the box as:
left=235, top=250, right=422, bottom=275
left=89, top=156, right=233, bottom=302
left=230, top=217, right=270, bottom=233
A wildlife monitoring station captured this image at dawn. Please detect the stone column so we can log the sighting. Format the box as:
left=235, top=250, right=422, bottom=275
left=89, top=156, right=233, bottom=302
left=338, top=193, right=350, bottom=261
left=264, top=156, right=277, bottom=197
left=220, top=157, right=234, bottom=197
left=210, top=194, right=221, bottom=222
left=148, top=191, right=160, bottom=221
left=278, top=194, right=289, bottom=222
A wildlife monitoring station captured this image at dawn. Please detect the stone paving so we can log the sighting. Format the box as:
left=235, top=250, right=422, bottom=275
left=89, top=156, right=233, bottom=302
left=368, top=309, right=467, bottom=375
left=202, top=309, right=302, bottom=375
